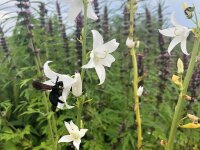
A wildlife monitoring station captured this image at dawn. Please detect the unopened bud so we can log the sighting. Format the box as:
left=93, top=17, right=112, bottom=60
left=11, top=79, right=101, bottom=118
left=183, top=95, right=191, bottom=101
left=172, top=75, right=181, bottom=85
left=160, top=140, right=167, bottom=146
left=177, top=58, right=184, bottom=74
left=187, top=114, right=199, bottom=123
left=126, top=37, right=140, bottom=48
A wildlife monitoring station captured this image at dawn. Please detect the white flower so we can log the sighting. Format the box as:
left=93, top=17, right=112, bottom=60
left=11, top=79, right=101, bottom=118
left=82, top=30, right=119, bottom=85
left=66, top=0, right=98, bottom=23
left=58, top=121, right=88, bottom=150
left=72, top=73, right=82, bottom=97
left=137, top=86, right=144, bottom=97
left=43, top=61, right=75, bottom=109
left=158, top=13, right=191, bottom=55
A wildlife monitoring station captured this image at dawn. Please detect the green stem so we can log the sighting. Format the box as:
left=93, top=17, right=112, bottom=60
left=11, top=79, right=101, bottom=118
left=77, top=0, right=88, bottom=128
left=76, top=97, right=84, bottom=128
left=166, top=38, right=200, bottom=150
left=42, top=93, right=56, bottom=150
left=129, top=0, right=142, bottom=149
left=131, top=48, right=142, bottom=149
left=81, top=0, right=88, bottom=80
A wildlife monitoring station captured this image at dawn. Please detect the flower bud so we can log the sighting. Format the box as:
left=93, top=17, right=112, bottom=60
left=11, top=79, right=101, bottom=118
left=126, top=37, right=135, bottom=48
left=187, top=114, right=199, bottom=123
left=137, top=86, right=144, bottom=96
left=180, top=123, right=200, bottom=128
left=172, top=75, right=181, bottom=85
left=72, top=73, right=82, bottom=97
left=126, top=37, right=140, bottom=48
left=177, top=58, right=184, bottom=74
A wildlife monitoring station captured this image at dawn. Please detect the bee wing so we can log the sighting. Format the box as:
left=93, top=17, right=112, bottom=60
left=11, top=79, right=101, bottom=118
left=43, top=80, right=55, bottom=86
left=32, top=80, right=52, bottom=91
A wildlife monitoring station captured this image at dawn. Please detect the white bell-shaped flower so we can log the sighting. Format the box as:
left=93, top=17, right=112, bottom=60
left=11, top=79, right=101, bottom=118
left=66, top=0, right=98, bottom=23
left=159, top=13, right=191, bottom=55
left=82, top=30, right=119, bottom=85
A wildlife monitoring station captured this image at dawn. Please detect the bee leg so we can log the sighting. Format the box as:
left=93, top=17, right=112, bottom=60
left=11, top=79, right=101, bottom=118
left=58, top=99, right=64, bottom=103
left=51, top=105, right=57, bottom=112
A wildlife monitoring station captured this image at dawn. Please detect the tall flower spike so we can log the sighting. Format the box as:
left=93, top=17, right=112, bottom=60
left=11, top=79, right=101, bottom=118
left=58, top=121, right=88, bottom=150
left=82, top=30, right=119, bottom=85
left=43, top=61, right=75, bottom=109
left=66, top=0, right=98, bottom=23
left=158, top=13, right=191, bottom=55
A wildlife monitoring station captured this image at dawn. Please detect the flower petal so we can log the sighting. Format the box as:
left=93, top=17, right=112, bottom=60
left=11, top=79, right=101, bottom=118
left=44, top=61, right=61, bottom=81
left=181, top=40, right=189, bottom=55
left=62, top=87, right=71, bottom=102
left=87, top=2, right=98, bottom=20
left=58, top=96, right=74, bottom=109
left=101, top=39, right=119, bottom=53
left=60, top=75, right=75, bottom=88
left=67, top=0, right=83, bottom=23
left=82, top=52, right=95, bottom=68
left=167, top=36, right=182, bottom=55
left=80, top=129, right=88, bottom=138
left=158, top=28, right=176, bottom=37
left=70, top=120, right=79, bottom=131
left=57, top=102, right=65, bottom=109
left=58, top=135, right=73, bottom=143
left=72, top=73, right=82, bottom=97
left=64, top=121, right=72, bottom=133
left=99, top=54, right=115, bottom=67
left=94, top=63, right=105, bottom=85
left=82, top=58, right=94, bottom=68
left=92, top=30, right=104, bottom=48
left=65, top=102, right=74, bottom=109
left=137, top=86, right=144, bottom=96
left=73, top=139, right=81, bottom=150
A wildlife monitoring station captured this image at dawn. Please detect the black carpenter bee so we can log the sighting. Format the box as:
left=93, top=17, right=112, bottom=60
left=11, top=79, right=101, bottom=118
left=32, top=77, right=64, bottom=112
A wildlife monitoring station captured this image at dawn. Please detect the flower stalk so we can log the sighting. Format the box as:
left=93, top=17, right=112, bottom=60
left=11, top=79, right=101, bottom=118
left=76, top=97, right=84, bottom=128
left=81, top=0, right=88, bottom=80
left=131, top=48, right=142, bottom=149
left=128, top=0, right=142, bottom=149
left=166, top=37, right=200, bottom=150
left=77, top=0, right=88, bottom=128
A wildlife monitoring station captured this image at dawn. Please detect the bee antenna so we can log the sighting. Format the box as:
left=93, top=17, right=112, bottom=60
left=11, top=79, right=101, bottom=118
left=56, top=76, right=59, bottom=83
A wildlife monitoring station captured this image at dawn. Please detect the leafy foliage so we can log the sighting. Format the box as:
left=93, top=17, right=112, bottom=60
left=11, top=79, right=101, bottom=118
left=0, top=0, right=199, bottom=150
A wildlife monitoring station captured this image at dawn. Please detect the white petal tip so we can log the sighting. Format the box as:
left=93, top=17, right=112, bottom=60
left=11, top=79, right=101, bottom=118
left=184, top=53, right=190, bottom=56
left=98, top=82, right=103, bottom=85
